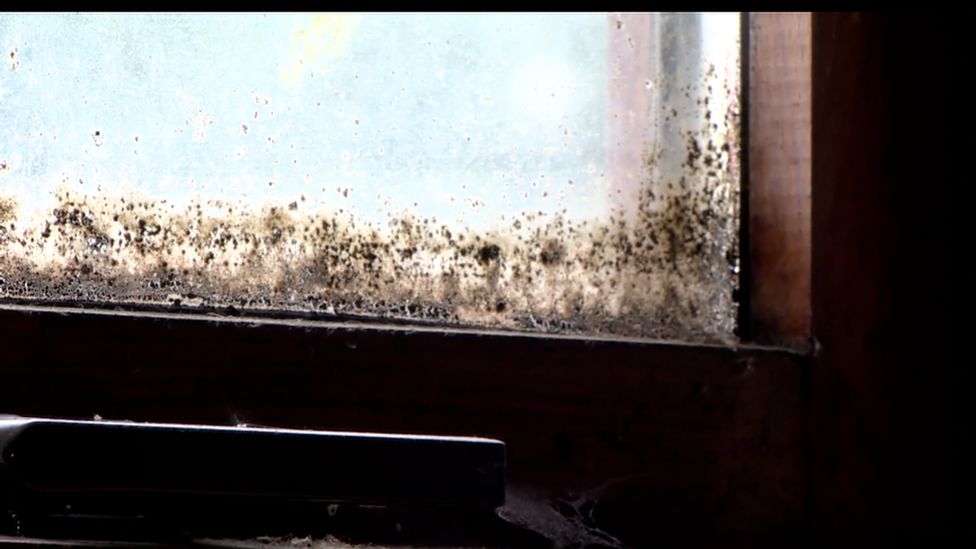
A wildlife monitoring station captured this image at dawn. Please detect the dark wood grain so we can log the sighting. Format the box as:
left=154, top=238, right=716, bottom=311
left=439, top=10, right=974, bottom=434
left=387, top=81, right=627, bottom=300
left=0, top=305, right=807, bottom=548
left=747, top=13, right=811, bottom=350
left=810, top=12, right=957, bottom=547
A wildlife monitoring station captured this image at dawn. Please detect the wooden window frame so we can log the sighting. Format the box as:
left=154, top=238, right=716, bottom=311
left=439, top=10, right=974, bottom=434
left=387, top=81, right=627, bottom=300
left=0, top=13, right=817, bottom=547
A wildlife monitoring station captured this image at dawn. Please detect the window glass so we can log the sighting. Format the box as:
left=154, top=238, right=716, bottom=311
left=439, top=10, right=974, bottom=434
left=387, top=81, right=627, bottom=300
left=0, top=12, right=740, bottom=342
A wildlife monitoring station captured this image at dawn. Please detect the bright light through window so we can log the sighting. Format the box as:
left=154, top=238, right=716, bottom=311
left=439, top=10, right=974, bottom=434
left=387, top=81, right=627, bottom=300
left=0, top=12, right=741, bottom=343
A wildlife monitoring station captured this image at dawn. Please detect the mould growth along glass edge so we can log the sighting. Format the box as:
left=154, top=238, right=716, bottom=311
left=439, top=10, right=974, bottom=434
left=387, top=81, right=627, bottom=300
left=0, top=13, right=740, bottom=343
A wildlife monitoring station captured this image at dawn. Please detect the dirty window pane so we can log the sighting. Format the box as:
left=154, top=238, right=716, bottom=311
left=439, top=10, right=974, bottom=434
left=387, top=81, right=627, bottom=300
left=0, top=13, right=740, bottom=343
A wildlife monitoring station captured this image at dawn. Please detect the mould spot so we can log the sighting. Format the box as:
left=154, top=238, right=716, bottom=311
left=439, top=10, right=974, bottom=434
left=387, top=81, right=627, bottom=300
left=0, top=196, right=16, bottom=227
left=477, top=243, right=500, bottom=265
left=539, top=239, right=565, bottom=266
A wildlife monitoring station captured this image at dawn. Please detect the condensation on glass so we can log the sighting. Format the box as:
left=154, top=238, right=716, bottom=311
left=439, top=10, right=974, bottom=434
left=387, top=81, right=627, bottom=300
left=0, top=13, right=741, bottom=343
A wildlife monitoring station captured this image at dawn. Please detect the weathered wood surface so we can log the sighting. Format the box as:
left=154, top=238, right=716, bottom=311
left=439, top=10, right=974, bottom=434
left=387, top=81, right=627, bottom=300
left=747, top=13, right=811, bottom=350
left=810, top=12, right=957, bottom=547
left=0, top=305, right=807, bottom=548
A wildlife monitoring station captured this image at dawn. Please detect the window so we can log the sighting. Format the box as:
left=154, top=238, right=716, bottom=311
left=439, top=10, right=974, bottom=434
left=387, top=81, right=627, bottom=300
left=1, top=12, right=818, bottom=548
left=0, top=12, right=741, bottom=343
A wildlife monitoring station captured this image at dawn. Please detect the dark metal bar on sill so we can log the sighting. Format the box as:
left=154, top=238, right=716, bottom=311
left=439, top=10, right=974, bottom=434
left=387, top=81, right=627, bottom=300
left=0, top=416, right=506, bottom=541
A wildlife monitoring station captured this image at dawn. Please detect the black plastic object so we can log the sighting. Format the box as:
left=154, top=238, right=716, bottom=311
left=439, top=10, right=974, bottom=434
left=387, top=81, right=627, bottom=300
left=0, top=415, right=505, bottom=540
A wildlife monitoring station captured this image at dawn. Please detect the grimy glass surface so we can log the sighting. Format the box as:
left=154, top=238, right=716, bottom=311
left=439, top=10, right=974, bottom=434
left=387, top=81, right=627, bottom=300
left=0, top=13, right=741, bottom=342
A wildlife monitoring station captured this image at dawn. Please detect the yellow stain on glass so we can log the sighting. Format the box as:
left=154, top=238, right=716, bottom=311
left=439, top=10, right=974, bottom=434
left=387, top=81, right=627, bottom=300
left=282, top=13, right=359, bottom=86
